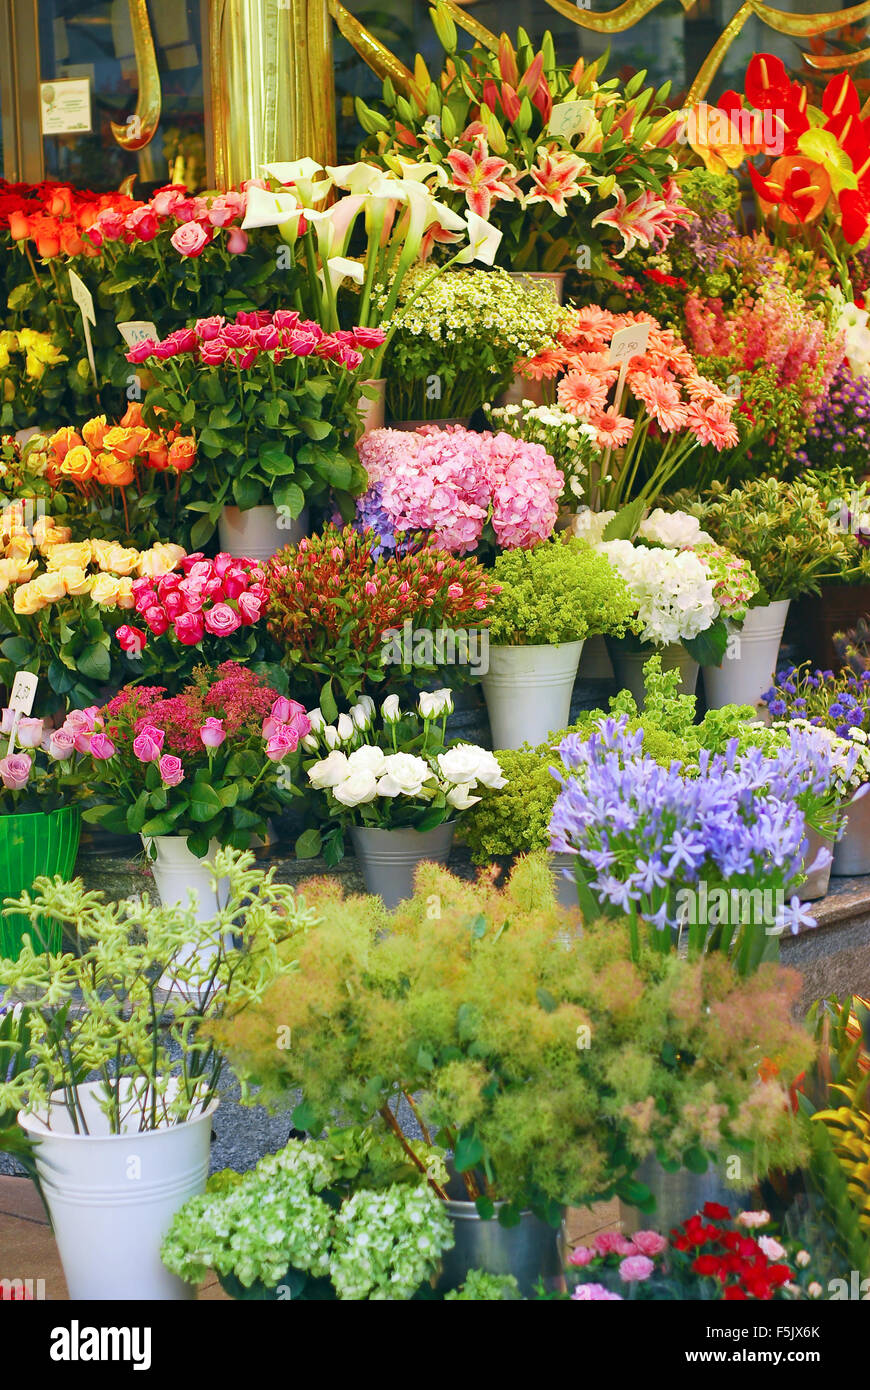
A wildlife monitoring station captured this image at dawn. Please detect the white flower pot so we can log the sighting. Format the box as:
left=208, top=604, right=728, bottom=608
left=482, top=641, right=584, bottom=750
left=350, top=822, right=455, bottom=910
left=358, top=378, right=386, bottom=433
left=218, top=503, right=308, bottom=561
left=801, top=826, right=834, bottom=901
left=18, top=1082, right=217, bottom=1301
left=832, top=789, right=870, bottom=876
left=143, top=836, right=229, bottom=990
left=607, top=640, right=697, bottom=711
left=702, top=600, right=790, bottom=711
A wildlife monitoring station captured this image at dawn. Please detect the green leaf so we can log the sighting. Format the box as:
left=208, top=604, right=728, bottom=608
left=189, top=515, right=216, bottom=549
left=682, top=1145, right=710, bottom=1175
left=601, top=498, right=645, bottom=542
left=536, top=987, right=557, bottom=1014
left=0, top=636, right=33, bottom=664
left=292, top=1100, right=318, bottom=1133
left=233, top=475, right=263, bottom=510
left=454, top=1132, right=485, bottom=1173
left=319, top=680, right=338, bottom=725
left=189, top=782, right=223, bottom=822
left=127, top=791, right=150, bottom=834
left=475, top=1196, right=495, bottom=1221
left=685, top=620, right=728, bottom=669
left=273, top=480, right=306, bottom=519
left=298, top=417, right=333, bottom=441
left=76, top=643, right=111, bottom=683
left=295, top=828, right=322, bottom=859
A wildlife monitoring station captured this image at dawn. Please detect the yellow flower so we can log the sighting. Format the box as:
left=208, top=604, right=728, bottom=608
left=12, top=580, right=47, bottom=615
left=90, top=573, right=122, bottom=607
left=4, top=534, right=34, bottom=563
left=115, top=576, right=135, bottom=610
left=43, top=540, right=93, bottom=570
left=101, top=543, right=140, bottom=577
left=31, top=517, right=71, bottom=548
left=137, top=542, right=186, bottom=578
left=0, top=331, right=17, bottom=352
left=0, top=345, right=9, bottom=372
left=57, top=565, right=91, bottom=597
left=32, top=571, right=68, bottom=604
left=25, top=353, right=46, bottom=381
left=0, top=557, right=38, bottom=592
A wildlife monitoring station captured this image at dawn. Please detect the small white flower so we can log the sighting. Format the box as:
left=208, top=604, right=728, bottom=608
left=418, top=688, right=454, bottom=719
left=323, top=724, right=340, bottom=749
left=333, top=768, right=379, bottom=807
left=336, top=713, right=355, bottom=743
left=308, top=751, right=349, bottom=789
left=381, top=694, right=402, bottom=723
left=346, top=745, right=387, bottom=776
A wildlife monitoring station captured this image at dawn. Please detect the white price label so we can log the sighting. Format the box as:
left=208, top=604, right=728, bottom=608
left=547, top=100, right=593, bottom=140
left=118, top=320, right=158, bottom=348
left=68, top=268, right=98, bottom=386
left=608, top=322, right=651, bottom=367
left=8, top=672, right=37, bottom=717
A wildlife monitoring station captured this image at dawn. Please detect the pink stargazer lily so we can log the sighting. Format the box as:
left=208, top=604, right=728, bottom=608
left=592, top=178, right=693, bottom=257
left=444, top=136, right=519, bottom=218
left=526, top=149, right=589, bottom=216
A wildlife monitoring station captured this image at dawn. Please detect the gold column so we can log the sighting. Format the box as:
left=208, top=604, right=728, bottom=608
left=211, top=0, right=336, bottom=189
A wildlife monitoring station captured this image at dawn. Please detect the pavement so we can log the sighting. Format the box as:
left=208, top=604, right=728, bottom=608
left=0, top=1173, right=620, bottom=1300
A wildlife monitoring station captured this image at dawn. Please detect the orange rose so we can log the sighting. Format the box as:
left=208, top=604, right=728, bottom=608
left=60, top=444, right=96, bottom=483
left=8, top=210, right=30, bottom=242
left=82, top=415, right=109, bottom=451
left=168, top=436, right=197, bottom=472
left=145, top=440, right=170, bottom=472
left=119, top=401, right=145, bottom=429
left=47, top=187, right=73, bottom=218
left=49, top=427, right=84, bottom=464
left=59, top=223, right=87, bottom=257
left=94, top=452, right=135, bottom=487
left=32, top=216, right=61, bottom=259
left=102, top=426, right=151, bottom=460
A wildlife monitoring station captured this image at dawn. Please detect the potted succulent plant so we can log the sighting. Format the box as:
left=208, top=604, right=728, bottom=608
left=0, top=849, right=310, bottom=1300
left=212, top=856, right=812, bottom=1289
left=297, top=689, right=506, bottom=907
left=481, top=536, right=634, bottom=748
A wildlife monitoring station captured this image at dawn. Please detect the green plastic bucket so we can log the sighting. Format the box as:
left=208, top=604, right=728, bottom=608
left=0, top=807, right=81, bottom=957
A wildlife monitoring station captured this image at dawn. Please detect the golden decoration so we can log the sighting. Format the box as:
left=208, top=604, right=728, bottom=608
left=327, top=0, right=414, bottom=90
left=110, top=0, right=162, bottom=151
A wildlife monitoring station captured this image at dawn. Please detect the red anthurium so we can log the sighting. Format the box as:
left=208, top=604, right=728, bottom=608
left=750, top=156, right=831, bottom=223
left=839, top=184, right=870, bottom=243
left=823, top=71, right=861, bottom=121
left=745, top=52, right=791, bottom=109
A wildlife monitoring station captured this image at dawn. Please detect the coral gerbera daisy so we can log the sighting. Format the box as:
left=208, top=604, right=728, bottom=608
left=557, top=371, right=610, bottom=419
left=590, top=408, right=634, bottom=448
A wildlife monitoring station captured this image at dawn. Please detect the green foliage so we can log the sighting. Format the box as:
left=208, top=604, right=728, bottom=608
left=487, top=537, right=635, bottom=646
left=445, top=1269, right=522, bottom=1300
left=214, top=856, right=813, bottom=1215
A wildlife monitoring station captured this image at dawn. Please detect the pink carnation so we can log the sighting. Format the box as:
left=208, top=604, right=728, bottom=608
left=630, top=1230, right=668, bottom=1257
left=618, top=1255, right=655, bottom=1283
left=571, top=1283, right=623, bottom=1301
left=592, top=1232, right=637, bottom=1257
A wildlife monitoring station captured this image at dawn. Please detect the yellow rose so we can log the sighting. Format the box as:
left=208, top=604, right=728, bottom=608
left=31, top=571, right=68, bottom=604
left=44, top=541, right=92, bottom=570
left=0, top=558, right=38, bottom=592
left=0, top=345, right=9, bottom=371
left=137, top=542, right=186, bottom=578
left=115, top=576, right=135, bottom=609
left=5, top=534, right=34, bottom=563
left=58, top=565, right=92, bottom=597
left=25, top=353, right=46, bottom=381
left=31, top=517, right=71, bottom=548
left=90, top=573, right=122, bottom=607
left=102, top=543, right=140, bottom=577
left=12, top=581, right=47, bottom=615
left=59, top=445, right=96, bottom=483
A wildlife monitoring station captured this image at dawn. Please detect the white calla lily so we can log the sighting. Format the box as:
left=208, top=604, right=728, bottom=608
left=242, top=185, right=304, bottom=230
left=455, top=211, right=503, bottom=266
left=264, top=159, right=332, bottom=205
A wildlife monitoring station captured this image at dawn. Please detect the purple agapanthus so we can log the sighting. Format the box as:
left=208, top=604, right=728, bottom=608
left=351, top=484, right=398, bottom=557
left=796, top=362, right=870, bottom=474
left=548, top=718, right=840, bottom=952
left=762, top=663, right=870, bottom=739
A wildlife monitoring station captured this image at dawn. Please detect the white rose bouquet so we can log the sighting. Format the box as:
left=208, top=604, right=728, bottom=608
left=296, top=690, right=507, bottom=864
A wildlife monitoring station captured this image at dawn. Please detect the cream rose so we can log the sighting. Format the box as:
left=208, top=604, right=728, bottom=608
left=346, top=745, right=387, bottom=776
left=31, top=571, right=68, bottom=604
left=58, top=566, right=92, bottom=597
left=438, top=745, right=506, bottom=790
left=333, top=768, right=379, bottom=807
left=377, top=753, right=431, bottom=798
left=13, top=581, right=47, bottom=615
left=308, top=751, right=350, bottom=789
left=44, top=540, right=92, bottom=571
left=90, top=573, right=122, bottom=607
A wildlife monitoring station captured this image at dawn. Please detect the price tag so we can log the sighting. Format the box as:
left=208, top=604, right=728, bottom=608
left=608, top=322, right=651, bottom=367
left=4, top=672, right=38, bottom=757
left=547, top=101, right=593, bottom=141
left=68, top=268, right=98, bottom=386
left=118, top=320, right=158, bottom=348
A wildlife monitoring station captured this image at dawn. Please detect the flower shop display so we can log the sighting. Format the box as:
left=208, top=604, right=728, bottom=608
left=0, top=849, right=311, bottom=1299
left=354, top=424, right=563, bottom=559
left=481, top=536, right=634, bottom=748
left=549, top=714, right=849, bottom=974
left=799, top=361, right=870, bottom=478
left=565, top=1206, right=811, bottom=1301
left=265, top=523, right=497, bottom=704
left=0, top=702, right=82, bottom=957
left=486, top=400, right=597, bottom=520
left=69, top=665, right=309, bottom=950
left=517, top=306, right=738, bottom=520
left=298, top=689, right=505, bottom=905
left=213, top=856, right=812, bottom=1286
left=0, top=523, right=186, bottom=711
left=377, top=266, right=567, bottom=423
left=0, top=329, right=68, bottom=433
left=358, top=7, right=684, bottom=279
left=161, top=1128, right=454, bottom=1300
left=129, top=311, right=384, bottom=556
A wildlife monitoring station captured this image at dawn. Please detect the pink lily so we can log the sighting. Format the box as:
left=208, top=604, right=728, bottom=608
left=526, top=149, right=589, bottom=216
left=444, top=136, right=519, bottom=218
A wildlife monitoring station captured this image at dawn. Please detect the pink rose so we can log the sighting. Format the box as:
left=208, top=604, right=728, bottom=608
left=223, top=567, right=250, bottom=600
left=170, top=222, right=210, bottom=258
left=253, top=325, right=279, bottom=351
left=150, top=185, right=188, bottom=218
left=126, top=338, right=157, bottom=364
left=194, top=317, right=224, bottom=342
left=207, top=196, right=236, bottom=228
left=226, top=226, right=248, bottom=255
left=178, top=578, right=206, bottom=613
left=128, top=207, right=159, bottom=241
left=204, top=603, right=242, bottom=637
left=352, top=326, right=387, bottom=349
left=163, top=591, right=186, bottom=619
left=273, top=310, right=299, bottom=330
left=567, top=1246, right=597, bottom=1267
left=0, top=753, right=31, bottom=789
left=337, top=346, right=363, bottom=371
left=287, top=328, right=319, bottom=356
left=143, top=605, right=170, bottom=635
left=200, top=717, right=226, bottom=750
left=117, top=625, right=146, bottom=654
left=237, top=592, right=261, bottom=626
left=185, top=561, right=213, bottom=583
left=199, top=340, right=228, bottom=367
left=159, top=754, right=185, bottom=787
left=203, top=577, right=225, bottom=601
left=16, top=717, right=44, bottom=749
left=212, top=553, right=235, bottom=577
left=157, top=573, right=182, bottom=597
left=631, top=1231, right=668, bottom=1257
left=174, top=611, right=205, bottom=645
left=222, top=324, right=253, bottom=348
left=592, top=1232, right=637, bottom=1257
left=89, top=732, right=116, bottom=760
left=571, top=1284, right=623, bottom=1301
left=618, top=1255, right=655, bottom=1283
left=132, top=726, right=165, bottom=762
left=48, top=728, right=76, bottom=760
left=265, top=726, right=298, bottom=760
left=172, top=327, right=199, bottom=354
left=96, top=208, right=127, bottom=241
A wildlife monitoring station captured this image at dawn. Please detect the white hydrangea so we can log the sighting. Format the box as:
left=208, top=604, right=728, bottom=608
left=598, top=540, right=718, bottom=645
left=570, top=508, right=616, bottom=545
left=637, top=508, right=713, bottom=549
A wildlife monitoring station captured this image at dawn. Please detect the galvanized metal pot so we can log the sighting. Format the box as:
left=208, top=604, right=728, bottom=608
left=607, top=639, right=698, bottom=710
left=832, top=789, right=870, bottom=877
left=619, top=1157, right=750, bottom=1237
left=350, top=822, right=455, bottom=910
left=801, top=826, right=834, bottom=901
left=436, top=1198, right=564, bottom=1299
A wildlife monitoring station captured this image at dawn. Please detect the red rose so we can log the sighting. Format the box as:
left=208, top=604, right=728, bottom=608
left=194, top=316, right=224, bottom=342
left=692, top=1255, right=722, bottom=1277
left=162, top=590, right=185, bottom=619
left=199, top=341, right=228, bottom=366
left=126, top=338, right=156, bottom=364
left=174, top=611, right=205, bottom=645
left=143, top=605, right=170, bottom=635
left=222, top=324, right=254, bottom=348
left=287, top=328, right=319, bottom=356
left=702, top=1203, right=731, bottom=1221
left=723, top=1286, right=747, bottom=1300
left=254, top=325, right=279, bottom=350
left=128, top=207, right=159, bottom=241
left=273, top=310, right=299, bottom=330
left=352, top=326, right=386, bottom=349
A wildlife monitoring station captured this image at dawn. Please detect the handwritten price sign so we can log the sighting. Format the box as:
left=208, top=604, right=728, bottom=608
left=118, top=321, right=158, bottom=348
left=608, top=322, right=651, bottom=367
left=68, top=268, right=98, bottom=386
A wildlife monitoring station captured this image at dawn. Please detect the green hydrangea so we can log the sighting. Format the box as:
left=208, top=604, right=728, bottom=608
left=445, top=1269, right=522, bottom=1300
left=487, top=538, right=636, bottom=646
left=331, top=1185, right=454, bottom=1300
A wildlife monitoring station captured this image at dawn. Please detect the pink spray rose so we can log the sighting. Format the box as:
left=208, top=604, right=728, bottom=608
left=200, top=717, right=226, bottom=750
left=158, top=754, right=185, bottom=787
left=132, top=726, right=165, bottom=762
left=48, top=728, right=76, bottom=760
left=592, top=1232, right=637, bottom=1257
left=174, top=611, right=205, bottom=645
left=15, top=717, right=44, bottom=749
left=170, top=222, right=210, bottom=257
left=567, top=1247, right=597, bottom=1267
left=631, top=1231, right=668, bottom=1257
left=89, top=732, right=116, bottom=760
left=237, top=592, right=262, bottom=625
